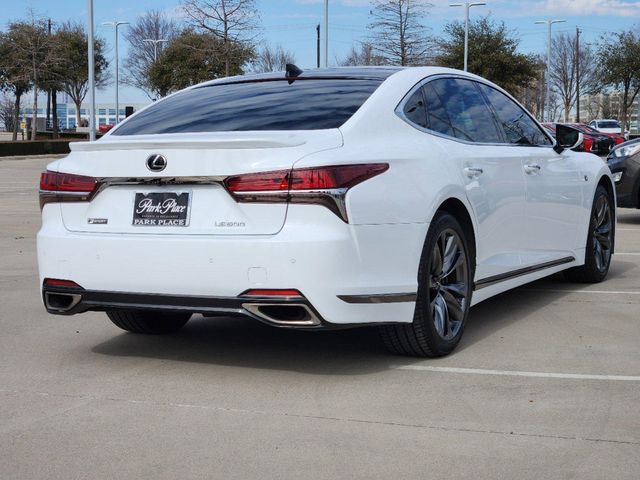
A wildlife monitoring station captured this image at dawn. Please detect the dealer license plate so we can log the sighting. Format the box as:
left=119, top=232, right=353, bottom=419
left=132, top=192, right=191, bottom=227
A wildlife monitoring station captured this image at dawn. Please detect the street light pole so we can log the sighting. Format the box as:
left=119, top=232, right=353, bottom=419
left=535, top=19, right=566, bottom=122
left=87, top=0, right=96, bottom=141
left=449, top=2, right=486, bottom=72
left=323, top=0, right=329, bottom=68
left=103, top=21, right=129, bottom=124
left=143, top=38, right=169, bottom=62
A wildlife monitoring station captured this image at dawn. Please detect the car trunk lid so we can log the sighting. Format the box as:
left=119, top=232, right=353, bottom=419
left=57, top=130, right=342, bottom=236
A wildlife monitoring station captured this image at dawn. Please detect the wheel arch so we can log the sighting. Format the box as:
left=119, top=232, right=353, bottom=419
left=596, top=174, right=616, bottom=254
left=435, top=197, right=477, bottom=274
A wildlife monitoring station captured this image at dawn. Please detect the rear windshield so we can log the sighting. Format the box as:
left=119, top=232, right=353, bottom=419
left=598, top=121, right=620, bottom=128
left=112, top=78, right=383, bottom=135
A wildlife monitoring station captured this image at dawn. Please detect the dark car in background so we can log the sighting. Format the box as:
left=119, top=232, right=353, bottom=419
left=607, top=139, right=640, bottom=208
left=542, top=123, right=614, bottom=155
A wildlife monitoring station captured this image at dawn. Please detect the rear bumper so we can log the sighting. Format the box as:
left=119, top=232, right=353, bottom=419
left=42, top=285, right=335, bottom=329
left=38, top=205, right=428, bottom=326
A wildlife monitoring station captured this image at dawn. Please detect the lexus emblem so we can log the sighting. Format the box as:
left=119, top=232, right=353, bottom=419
left=146, top=154, right=167, bottom=172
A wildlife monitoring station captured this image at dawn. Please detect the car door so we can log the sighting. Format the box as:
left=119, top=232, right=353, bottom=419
left=478, top=83, right=584, bottom=264
left=419, top=78, right=529, bottom=280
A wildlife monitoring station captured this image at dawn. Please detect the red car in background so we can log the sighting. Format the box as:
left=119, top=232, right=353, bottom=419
left=570, top=123, right=625, bottom=146
left=98, top=124, right=114, bottom=134
left=542, top=123, right=615, bottom=155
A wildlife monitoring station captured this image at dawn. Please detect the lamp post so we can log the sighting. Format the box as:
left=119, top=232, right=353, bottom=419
left=102, top=21, right=129, bottom=124
left=323, top=0, right=328, bottom=68
left=87, top=0, right=96, bottom=141
left=535, top=19, right=566, bottom=122
left=143, top=38, right=169, bottom=62
left=449, top=2, right=486, bottom=72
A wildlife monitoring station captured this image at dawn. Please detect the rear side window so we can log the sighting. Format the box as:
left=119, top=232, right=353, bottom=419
left=112, top=79, right=383, bottom=135
left=424, top=78, right=503, bottom=143
left=403, top=89, right=427, bottom=128
left=477, top=84, right=552, bottom=146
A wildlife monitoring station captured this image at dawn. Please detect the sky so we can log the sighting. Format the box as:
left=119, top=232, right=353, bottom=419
left=2, top=0, right=639, bottom=104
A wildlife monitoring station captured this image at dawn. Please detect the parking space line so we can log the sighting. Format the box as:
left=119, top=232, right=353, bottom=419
left=616, top=252, right=640, bottom=256
left=393, top=365, right=640, bottom=382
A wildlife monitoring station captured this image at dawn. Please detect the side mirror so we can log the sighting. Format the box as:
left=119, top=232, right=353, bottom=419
left=554, top=124, right=583, bottom=154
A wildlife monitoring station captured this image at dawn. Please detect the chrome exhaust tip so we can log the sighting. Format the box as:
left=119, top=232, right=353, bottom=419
left=242, top=303, right=321, bottom=327
left=44, top=291, right=82, bottom=313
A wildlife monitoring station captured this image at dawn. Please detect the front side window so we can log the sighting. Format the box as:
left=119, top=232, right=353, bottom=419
left=113, top=78, right=384, bottom=135
left=478, top=84, right=552, bottom=146
left=424, top=78, right=503, bottom=143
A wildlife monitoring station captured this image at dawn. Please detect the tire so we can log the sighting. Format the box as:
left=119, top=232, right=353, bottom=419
left=563, top=184, right=614, bottom=283
left=379, top=212, right=473, bottom=357
left=106, top=310, right=191, bottom=334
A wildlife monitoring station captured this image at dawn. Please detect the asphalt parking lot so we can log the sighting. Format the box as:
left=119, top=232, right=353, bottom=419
left=1, top=156, right=639, bottom=479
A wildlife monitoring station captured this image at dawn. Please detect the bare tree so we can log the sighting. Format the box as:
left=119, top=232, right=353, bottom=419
left=0, top=94, right=16, bottom=132
left=340, top=42, right=387, bottom=66
left=550, top=32, right=599, bottom=122
left=252, top=44, right=295, bottom=73
left=585, top=95, right=601, bottom=120
left=548, top=91, right=563, bottom=122
left=600, top=95, right=613, bottom=119
left=56, top=23, right=109, bottom=127
left=182, top=0, right=259, bottom=76
left=0, top=31, right=31, bottom=140
left=123, top=10, right=178, bottom=99
left=597, top=30, right=640, bottom=134
left=6, top=12, right=61, bottom=141
left=516, top=55, right=546, bottom=120
left=368, top=0, right=432, bottom=66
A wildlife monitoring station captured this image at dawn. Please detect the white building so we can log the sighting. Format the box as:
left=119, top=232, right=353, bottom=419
left=579, top=92, right=640, bottom=133
left=20, top=101, right=149, bottom=130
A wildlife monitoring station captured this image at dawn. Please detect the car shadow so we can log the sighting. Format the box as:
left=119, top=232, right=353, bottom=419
left=459, top=259, right=636, bottom=352
left=92, top=260, right=636, bottom=375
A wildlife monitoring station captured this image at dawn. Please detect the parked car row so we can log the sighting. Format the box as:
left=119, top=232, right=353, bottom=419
left=541, top=120, right=638, bottom=210
left=589, top=119, right=629, bottom=140
left=542, top=122, right=621, bottom=156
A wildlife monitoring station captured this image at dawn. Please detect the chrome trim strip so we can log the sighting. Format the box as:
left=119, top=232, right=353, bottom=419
left=92, top=176, right=226, bottom=200
left=474, top=256, right=576, bottom=291
left=337, top=293, right=418, bottom=304
left=233, top=187, right=350, bottom=222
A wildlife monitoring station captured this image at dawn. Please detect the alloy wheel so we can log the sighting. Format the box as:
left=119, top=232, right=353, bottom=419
left=593, top=194, right=613, bottom=272
left=429, top=229, right=469, bottom=341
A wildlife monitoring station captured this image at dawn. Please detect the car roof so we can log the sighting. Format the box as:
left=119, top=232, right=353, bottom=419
left=195, top=67, right=407, bottom=88
left=192, top=66, right=498, bottom=90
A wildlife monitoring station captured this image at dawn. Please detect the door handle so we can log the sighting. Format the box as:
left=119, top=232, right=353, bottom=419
left=524, top=164, right=541, bottom=175
left=463, top=167, right=484, bottom=178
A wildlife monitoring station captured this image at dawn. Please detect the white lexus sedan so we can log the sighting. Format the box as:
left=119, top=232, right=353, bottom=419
left=38, top=66, right=615, bottom=357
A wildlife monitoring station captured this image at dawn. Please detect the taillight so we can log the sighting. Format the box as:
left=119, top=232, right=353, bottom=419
left=225, top=163, right=388, bottom=222
left=289, top=164, right=389, bottom=190
left=226, top=170, right=290, bottom=193
left=39, top=170, right=98, bottom=210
